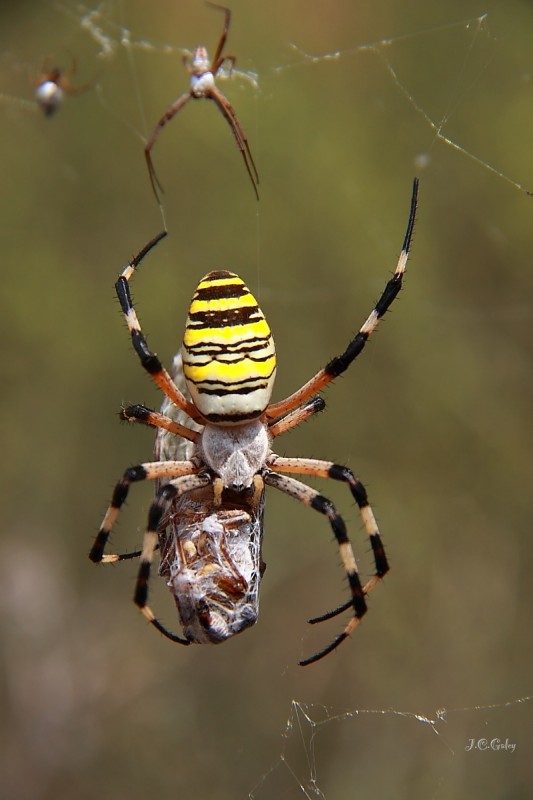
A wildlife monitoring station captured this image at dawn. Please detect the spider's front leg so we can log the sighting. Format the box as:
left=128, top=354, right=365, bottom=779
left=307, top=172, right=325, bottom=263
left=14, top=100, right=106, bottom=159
left=206, top=2, right=232, bottom=71
left=115, top=231, right=203, bottom=423
left=265, top=178, right=419, bottom=420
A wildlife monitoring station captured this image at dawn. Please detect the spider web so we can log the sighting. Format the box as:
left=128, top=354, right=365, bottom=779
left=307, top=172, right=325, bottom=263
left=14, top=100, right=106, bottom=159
left=273, top=12, right=532, bottom=196
left=4, top=0, right=529, bottom=197
left=69, top=2, right=533, bottom=192
left=247, top=695, right=533, bottom=799
left=1, top=2, right=532, bottom=800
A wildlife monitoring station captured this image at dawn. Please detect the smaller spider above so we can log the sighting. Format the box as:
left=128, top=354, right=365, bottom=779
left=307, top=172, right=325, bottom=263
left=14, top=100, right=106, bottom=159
left=144, top=2, right=259, bottom=202
left=33, top=56, right=94, bottom=116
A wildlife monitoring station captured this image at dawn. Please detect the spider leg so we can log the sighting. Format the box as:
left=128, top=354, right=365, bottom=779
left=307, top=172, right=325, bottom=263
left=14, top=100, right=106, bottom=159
left=120, top=403, right=200, bottom=442
left=262, top=469, right=366, bottom=666
left=56, top=52, right=98, bottom=95
left=206, top=2, right=232, bottom=70
left=144, top=91, right=192, bottom=201
left=65, top=52, right=77, bottom=79
left=40, top=56, right=55, bottom=78
left=265, top=178, right=418, bottom=420
left=267, top=396, right=325, bottom=438
left=89, top=460, right=199, bottom=564
left=208, top=85, right=259, bottom=200
left=215, top=55, right=236, bottom=77
left=134, top=471, right=212, bottom=644
left=115, top=231, right=204, bottom=423
left=61, top=73, right=98, bottom=95
left=267, top=456, right=388, bottom=623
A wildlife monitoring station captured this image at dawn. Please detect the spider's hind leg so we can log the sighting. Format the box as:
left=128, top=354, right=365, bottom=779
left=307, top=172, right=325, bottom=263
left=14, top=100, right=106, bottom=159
left=265, top=456, right=390, bottom=665
left=262, top=468, right=367, bottom=665
left=267, top=455, right=389, bottom=601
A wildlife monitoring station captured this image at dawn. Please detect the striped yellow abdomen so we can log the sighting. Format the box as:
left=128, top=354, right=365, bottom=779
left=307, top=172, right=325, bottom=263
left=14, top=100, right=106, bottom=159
left=182, top=271, right=276, bottom=424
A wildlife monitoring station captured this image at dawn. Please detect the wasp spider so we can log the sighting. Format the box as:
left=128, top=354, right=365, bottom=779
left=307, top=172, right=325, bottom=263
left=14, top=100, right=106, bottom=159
left=90, top=179, right=418, bottom=665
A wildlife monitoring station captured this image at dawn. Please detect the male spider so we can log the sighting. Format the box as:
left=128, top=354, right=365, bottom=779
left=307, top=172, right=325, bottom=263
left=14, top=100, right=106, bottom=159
left=144, top=2, right=259, bottom=202
left=90, top=179, right=418, bottom=665
left=33, top=56, right=93, bottom=116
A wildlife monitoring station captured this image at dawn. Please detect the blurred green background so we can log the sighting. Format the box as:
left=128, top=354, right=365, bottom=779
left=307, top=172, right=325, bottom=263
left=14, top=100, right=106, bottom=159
left=1, top=0, right=532, bottom=797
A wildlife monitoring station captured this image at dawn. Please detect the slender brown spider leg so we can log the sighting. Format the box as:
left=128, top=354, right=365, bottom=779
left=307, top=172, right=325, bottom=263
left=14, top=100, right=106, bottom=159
left=144, top=92, right=192, bottom=201
left=206, top=2, right=232, bottom=69
left=214, top=55, right=236, bottom=77
left=59, top=53, right=89, bottom=95
left=209, top=85, right=259, bottom=199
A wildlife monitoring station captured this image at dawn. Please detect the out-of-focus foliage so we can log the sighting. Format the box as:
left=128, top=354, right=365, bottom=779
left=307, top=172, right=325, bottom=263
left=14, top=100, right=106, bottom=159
left=0, top=1, right=532, bottom=798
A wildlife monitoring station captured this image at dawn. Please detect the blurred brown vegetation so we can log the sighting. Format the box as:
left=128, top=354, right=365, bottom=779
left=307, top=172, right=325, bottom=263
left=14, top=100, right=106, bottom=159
left=0, top=1, right=532, bottom=798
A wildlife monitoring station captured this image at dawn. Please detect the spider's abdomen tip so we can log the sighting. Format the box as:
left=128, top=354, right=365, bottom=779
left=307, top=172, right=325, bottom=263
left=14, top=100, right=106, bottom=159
left=35, top=81, right=63, bottom=115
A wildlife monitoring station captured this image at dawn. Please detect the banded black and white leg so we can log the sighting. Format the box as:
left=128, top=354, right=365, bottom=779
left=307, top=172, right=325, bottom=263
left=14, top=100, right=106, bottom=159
left=133, top=471, right=212, bottom=643
left=269, top=453, right=388, bottom=610
left=120, top=402, right=200, bottom=443
left=90, top=461, right=211, bottom=641
left=90, top=459, right=201, bottom=564
left=115, top=231, right=204, bottom=424
left=267, top=395, right=325, bottom=438
left=265, top=178, right=418, bottom=422
left=262, top=466, right=373, bottom=666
